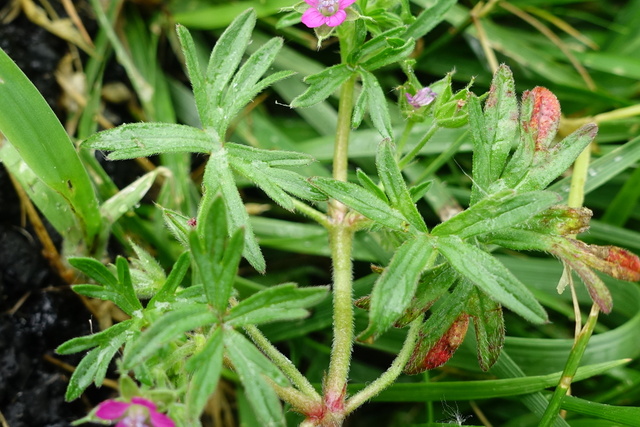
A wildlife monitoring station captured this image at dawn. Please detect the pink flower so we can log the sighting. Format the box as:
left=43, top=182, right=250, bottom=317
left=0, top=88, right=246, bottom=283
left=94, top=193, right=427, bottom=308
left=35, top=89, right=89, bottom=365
left=95, top=397, right=174, bottom=427
left=406, top=87, right=437, bottom=108
left=301, top=0, right=357, bottom=28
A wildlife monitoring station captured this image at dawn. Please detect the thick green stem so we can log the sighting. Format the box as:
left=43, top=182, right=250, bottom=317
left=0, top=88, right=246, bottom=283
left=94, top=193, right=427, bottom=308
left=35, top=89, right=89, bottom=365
left=324, top=73, right=358, bottom=409
left=539, top=304, right=600, bottom=426
left=344, top=318, right=421, bottom=414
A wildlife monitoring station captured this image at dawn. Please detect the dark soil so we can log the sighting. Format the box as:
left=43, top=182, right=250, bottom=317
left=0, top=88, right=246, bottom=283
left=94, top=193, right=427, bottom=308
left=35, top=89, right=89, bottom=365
left=0, top=13, right=108, bottom=427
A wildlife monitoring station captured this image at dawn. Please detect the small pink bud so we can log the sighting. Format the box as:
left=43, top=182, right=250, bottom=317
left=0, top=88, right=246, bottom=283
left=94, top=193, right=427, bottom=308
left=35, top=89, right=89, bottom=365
left=406, top=87, right=437, bottom=108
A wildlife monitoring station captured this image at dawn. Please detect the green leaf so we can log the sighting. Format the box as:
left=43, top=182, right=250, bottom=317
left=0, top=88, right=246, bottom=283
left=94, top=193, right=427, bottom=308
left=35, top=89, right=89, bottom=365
left=175, top=25, right=208, bottom=128
left=309, top=177, right=407, bottom=231
left=100, top=169, right=161, bottom=224
left=437, top=236, right=548, bottom=324
left=68, top=257, right=118, bottom=289
left=185, top=328, right=224, bottom=416
left=56, top=319, right=136, bottom=355
left=359, top=235, right=434, bottom=342
left=404, top=280, right=473, bottom=374
left=201, top=149, right=265, bottom=272
left=230, top=157, right=296, bottom=211
left=224, top=330, right=286, bottom=427
left=431, top=190, right=560, bottom=239
left=122, top=304, right=216, bottom=369
left=356, top=169, right=388, bottom=203
left=348, top=27, right=405, bottom=65
left=360, top=70, right=393, bottom=139
left=403, top=0, right=458, bottom=40
left=224, top=36, right=295, bottom=123
left=148, top=252, right=191, bottom=308
left=71, top=284, right=140, bottom=316
left=226, top=283, right=328, bottom=326
left=82, top=123, right=216, bottom=159
left=483, top=65, right=518, bottom=183
left=468, top=94, right=491, bottom=205
left=0, top=47, right=101, bottom=248
left=64, top=331, right=129, bottom=401
left=349, top=359, right=629, bottom=401
left=204, top=8, right=256, bottom=130
left=395, top=263, right=458, bottom=328
left=561, top=395, right=640, bottom=426
left=358, top=38, right=415, bottom=72
left=377, top=139, right=427, bottom=232
left=290, top=64, right=355, bottom=108
left=115, top=256, right=144, bottom=314
left=467, top=288, right=505, bottom=371
left=226, top=143, right=315, bottom=167
left=516, top=124, right=597, bottom=192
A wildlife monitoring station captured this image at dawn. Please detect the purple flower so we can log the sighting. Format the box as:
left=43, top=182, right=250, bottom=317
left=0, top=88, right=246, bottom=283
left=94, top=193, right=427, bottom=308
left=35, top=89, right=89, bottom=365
left=406, top=87, right=437, bottom=108
left=301, top=0, right=357, bottom=28
left=95, top=397, right=174, bottom=427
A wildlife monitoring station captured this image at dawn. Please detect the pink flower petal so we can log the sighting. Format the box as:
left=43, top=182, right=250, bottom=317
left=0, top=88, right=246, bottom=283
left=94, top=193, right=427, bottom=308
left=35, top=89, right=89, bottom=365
left=130, top=397, right=158, bottom=411
left=301, top=9, right=327, bottom=28
left=304, top=0, right=320, bottom=6
left=339, top=0, right=357, bottom=7
left=95, top=400, right=130, bottom=420
left=325, top=10, right=347, bottom=27
left=150, top=411, right=176, bottom=427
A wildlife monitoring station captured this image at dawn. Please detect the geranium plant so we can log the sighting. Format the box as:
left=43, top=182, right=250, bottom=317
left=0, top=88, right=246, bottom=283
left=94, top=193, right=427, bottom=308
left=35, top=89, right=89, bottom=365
left=1, top=1, right=640, bottom=426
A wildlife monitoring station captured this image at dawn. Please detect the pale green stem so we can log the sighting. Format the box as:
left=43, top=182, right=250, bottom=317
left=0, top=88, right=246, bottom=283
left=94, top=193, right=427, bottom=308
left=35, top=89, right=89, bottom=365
left=293, top=199, right=331, bottom=228
left=539, top=304, right=600, bottom=426
left=244, top=324, right=321, bottom=401
left=325, top=74, right=358, bottom=402
left=396, top=119, right=417, bottom=159
left=567, top=144, right=591, bottom=208
left=398, top=122, right=439, bottom=169
left=344, top=317, right=421, bottom=414
left=541, top=142, right=593, bottom=425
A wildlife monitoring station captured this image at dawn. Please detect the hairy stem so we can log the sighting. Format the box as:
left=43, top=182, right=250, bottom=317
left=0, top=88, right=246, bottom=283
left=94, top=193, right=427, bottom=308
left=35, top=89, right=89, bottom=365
left=324, top=73, right=358, bottom=409
left=344, top=318, right=421, bottom=414
left=244, top=324, right=321, bottom=401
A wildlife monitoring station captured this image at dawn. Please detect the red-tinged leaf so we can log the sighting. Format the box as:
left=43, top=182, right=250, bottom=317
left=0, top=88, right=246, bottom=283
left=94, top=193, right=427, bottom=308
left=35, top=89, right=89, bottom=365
left=467, top=288, right=505, bottom=371
left=521, top=87, right=560, bottom=151
left=562, top=239, right=640, bottom=283
left=406, top=314, right=469, bottom=374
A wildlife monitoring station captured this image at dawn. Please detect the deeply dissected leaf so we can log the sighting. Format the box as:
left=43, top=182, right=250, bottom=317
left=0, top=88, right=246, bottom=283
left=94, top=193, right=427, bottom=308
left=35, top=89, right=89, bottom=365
left=403, top=0, right=458, bottom=41
left=148, top=251, right=191, bottom=308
